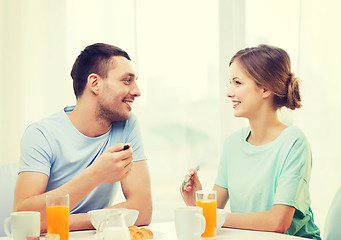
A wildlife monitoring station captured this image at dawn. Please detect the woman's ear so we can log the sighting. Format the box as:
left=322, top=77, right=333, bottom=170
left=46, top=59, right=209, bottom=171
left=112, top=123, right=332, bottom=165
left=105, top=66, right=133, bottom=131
left=262, top=88, right=272, bottom=99
left=88, top=74, right=100, bottom=95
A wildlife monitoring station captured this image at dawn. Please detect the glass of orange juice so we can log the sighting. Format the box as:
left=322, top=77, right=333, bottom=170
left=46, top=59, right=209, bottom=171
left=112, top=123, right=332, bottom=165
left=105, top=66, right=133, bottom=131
left=46, top=194, right=69, bottom=240
left=196, top=190, right=217, bottom=238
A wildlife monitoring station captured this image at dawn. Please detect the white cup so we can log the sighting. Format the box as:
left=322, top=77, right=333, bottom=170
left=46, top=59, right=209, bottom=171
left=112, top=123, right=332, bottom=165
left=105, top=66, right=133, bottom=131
left=4, top=211, right=40, bottom=240
left=174, top=206, right=206, bottom=240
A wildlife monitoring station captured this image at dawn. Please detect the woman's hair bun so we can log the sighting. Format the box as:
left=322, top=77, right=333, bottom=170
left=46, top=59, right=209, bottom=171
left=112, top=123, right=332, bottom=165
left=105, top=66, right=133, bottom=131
left=286, top=73, right=302, bottom=110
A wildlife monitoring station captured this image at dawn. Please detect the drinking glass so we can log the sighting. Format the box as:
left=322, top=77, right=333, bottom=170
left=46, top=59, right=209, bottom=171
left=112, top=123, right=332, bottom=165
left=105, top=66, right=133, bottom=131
left=46, top=194, right=69, bottom=240
left=196, top=190, right=217, bottom=238
left=45, top=233, right=60, bottom=240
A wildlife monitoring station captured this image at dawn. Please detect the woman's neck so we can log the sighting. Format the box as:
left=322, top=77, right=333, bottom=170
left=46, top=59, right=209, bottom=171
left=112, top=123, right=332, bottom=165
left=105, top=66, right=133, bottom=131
left=247, top=111, right=288, bottom=146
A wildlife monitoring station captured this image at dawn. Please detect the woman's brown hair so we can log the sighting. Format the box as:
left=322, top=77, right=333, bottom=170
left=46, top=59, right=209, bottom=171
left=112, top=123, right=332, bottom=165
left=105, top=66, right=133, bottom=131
left=229, top=44, right=302, bottom=110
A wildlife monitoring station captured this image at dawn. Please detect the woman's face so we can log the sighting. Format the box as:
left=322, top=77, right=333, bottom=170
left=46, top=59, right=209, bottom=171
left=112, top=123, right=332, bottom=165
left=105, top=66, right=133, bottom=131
left=227, top=60, right=266, bottom=119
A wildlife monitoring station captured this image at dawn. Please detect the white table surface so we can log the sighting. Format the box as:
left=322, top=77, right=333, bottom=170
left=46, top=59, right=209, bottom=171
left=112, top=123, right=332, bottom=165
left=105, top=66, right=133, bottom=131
left=149, top=221, right=307, bottom=240
left=0, top=221, right=307, bottom=240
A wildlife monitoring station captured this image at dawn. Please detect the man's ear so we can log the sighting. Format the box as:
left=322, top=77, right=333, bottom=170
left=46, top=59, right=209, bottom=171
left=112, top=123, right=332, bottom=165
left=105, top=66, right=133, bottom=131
left=88, top=74, right=100, bottom=95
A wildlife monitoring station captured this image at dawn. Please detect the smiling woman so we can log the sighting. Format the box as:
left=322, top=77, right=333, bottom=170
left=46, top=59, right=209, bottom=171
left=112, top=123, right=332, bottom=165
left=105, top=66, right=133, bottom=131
left=180, top=44, right=321, bottom=239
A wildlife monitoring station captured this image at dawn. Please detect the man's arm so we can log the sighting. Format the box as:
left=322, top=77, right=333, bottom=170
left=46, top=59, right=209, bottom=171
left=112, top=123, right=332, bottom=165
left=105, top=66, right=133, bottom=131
left=13, top=170, right=99, bottom=232
left=110, top=160, right=152, bottom=226
left=14, top=143, right=134, bottom=232
left=68, top=160, right=152, bottom=230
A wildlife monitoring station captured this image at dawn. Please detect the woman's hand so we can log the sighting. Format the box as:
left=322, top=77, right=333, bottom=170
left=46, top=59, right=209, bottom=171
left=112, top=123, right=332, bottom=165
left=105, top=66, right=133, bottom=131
left=180, top=168, right=202, bottom=206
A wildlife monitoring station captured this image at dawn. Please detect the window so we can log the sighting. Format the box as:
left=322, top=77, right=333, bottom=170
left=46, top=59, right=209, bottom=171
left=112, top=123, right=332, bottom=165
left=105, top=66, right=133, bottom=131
left=134, top=0, right=220, bottom=221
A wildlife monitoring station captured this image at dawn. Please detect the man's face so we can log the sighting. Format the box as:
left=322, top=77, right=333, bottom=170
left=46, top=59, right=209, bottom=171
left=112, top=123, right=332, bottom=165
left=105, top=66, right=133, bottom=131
left=97, top=56, right=141, bottom=122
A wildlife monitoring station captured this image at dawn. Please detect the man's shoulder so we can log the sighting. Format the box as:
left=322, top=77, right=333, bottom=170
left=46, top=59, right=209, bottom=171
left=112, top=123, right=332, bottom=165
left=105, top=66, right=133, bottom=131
left=25, top=109, right=67, bottom=135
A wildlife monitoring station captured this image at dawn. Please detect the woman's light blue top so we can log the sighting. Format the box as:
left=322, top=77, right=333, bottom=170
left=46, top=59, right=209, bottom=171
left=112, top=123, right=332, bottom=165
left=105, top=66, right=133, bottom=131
left=215, top=126, right=320, bottom=239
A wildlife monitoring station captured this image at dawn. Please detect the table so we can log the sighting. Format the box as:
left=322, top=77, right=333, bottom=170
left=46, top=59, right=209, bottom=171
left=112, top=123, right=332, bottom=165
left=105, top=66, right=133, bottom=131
left=0, top=221, right=308, bottom=240
left=149, top=222, right=307, bottom=240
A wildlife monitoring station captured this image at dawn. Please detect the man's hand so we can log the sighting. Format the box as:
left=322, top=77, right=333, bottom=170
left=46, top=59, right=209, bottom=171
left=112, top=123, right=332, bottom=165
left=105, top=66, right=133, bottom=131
left=89, top=143, right=133, bottom=185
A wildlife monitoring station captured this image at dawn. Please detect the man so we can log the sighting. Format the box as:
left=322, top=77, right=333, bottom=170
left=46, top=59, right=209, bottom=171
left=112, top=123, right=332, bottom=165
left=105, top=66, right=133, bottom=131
left=13, top=43, right=152, bottom=231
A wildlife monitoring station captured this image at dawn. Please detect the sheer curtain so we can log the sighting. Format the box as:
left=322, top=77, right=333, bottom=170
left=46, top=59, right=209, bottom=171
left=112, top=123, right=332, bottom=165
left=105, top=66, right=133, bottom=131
left=0, top=0, right=70, bottom=165
left=134, top=0, right=222, bottom=221
left=297, top=0, right=341, bottom=234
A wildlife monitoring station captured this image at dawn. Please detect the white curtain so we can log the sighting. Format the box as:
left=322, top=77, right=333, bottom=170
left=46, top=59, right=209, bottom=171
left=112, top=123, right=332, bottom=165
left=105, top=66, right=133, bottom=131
left=297, top=0, right=341, bottom=233
left=135, top=0, right=222, bottom=221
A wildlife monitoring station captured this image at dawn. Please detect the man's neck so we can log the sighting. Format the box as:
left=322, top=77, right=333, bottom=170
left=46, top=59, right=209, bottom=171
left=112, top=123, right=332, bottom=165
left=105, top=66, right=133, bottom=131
left=67, top=102, right=111, bottom=138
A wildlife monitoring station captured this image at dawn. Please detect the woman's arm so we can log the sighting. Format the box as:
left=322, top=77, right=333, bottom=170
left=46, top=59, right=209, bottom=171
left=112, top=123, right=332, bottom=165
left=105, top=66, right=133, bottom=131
left=213, top=184, right=229, bottom=209
left=223, top=204, right=295, bottom=233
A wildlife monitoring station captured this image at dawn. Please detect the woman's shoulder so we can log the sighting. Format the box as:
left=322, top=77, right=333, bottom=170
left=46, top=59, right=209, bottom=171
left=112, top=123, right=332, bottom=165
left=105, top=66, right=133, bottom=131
left=223, top=126, right=250, bottom=144
left=283, top=125, right=308, bottom=141
left=277, top=125, right=312, bottom=152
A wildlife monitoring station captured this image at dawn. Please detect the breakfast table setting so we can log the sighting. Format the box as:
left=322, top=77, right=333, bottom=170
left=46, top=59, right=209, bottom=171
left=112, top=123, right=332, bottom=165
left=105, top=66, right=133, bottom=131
left=2, top=191, right=309, bottom=240
left=1, top=220, right=309, bottom=240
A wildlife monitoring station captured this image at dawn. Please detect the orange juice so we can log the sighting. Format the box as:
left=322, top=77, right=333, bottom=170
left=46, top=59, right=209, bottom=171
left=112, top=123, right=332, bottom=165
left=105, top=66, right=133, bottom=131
left=46, top=206, right=69, bottom=240
left=196, top=200, right=217, bottom=237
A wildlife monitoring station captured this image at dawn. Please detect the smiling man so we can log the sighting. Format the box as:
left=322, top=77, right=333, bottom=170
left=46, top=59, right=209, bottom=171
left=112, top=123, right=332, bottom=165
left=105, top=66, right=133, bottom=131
left=13, top=43, right=152, bottom=231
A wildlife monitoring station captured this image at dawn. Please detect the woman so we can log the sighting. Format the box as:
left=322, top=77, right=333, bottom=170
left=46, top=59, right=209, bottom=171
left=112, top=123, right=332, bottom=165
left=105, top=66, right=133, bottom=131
left=181, top=44, right=320, bottom=239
